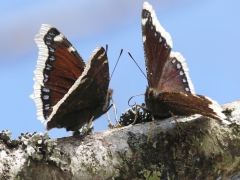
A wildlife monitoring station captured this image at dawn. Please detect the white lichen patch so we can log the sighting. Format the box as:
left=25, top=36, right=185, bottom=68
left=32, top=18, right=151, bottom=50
left=0, top=130, right=12, bottom=141
left=72, top=144, right=109, bottom=176
left=0, top=130, right=26, bottom=179
left=222, top=100, right=240, bottom=124
left=68, top=130, right=127, bottom=179
left=48, top=147, right=68, bottom=168
left=19, top=132, right=67, bottom=169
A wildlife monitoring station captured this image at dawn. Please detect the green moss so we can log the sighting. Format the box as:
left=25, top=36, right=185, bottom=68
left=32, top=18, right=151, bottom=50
left=139, top=169, right=161, bottom=180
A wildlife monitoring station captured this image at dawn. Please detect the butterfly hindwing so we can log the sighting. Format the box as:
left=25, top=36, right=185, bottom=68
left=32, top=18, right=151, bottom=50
left=145, top=88, right=225, bottom=121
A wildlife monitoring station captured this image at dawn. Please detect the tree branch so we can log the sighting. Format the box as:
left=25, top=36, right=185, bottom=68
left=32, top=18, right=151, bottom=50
left=0, top=100, right=240, bottom=180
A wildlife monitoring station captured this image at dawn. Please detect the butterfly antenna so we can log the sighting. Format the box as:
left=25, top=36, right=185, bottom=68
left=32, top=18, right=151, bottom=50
left=128, top=93, right=144, bottom=107
left=128, top=52, right=147, bottom=80
left=110, top=48, right=123, bottom=80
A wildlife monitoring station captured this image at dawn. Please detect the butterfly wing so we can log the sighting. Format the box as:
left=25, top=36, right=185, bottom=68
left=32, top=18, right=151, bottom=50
left=31, top=25, right=112, bottom=131
left=46, top=46, right=112, bottom=131
left=145, top=89, right=226, bottom=121
left=31, top=24, right=85, bottom=121
left=142, top=2, right=194, bottom=93
left=142, top=3, right=226, bottom=122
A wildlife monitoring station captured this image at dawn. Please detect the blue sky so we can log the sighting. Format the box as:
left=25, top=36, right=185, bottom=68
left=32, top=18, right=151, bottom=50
left=1, top=0, right=239, bottom=139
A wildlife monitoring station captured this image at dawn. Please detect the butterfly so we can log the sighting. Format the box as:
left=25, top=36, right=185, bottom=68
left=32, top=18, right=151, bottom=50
left=141, top=2, right=226, bottom=122
left=30, top=24, right=113, bottom=134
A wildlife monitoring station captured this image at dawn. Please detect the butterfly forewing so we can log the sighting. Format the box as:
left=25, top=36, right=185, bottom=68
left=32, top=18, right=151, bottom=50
left=142, top=7, right=171, bottom=89
left=32, top=24, right=85, bottom=120
left=142, top=2, right=194, bottom=94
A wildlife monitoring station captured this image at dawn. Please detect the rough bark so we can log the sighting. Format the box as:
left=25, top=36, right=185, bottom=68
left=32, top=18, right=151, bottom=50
left=0, top=100, right=240, bottom=180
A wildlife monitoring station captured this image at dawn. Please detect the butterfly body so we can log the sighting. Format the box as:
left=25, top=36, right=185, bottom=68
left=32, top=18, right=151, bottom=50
left=142, top=2, right=226, bottom=122
left=31, top=24, right=112, bottom=132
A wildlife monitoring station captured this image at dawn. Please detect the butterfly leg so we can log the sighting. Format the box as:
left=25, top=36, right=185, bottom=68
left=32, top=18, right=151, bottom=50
left=105, top=103, right=121, bottom=128
left=72, top=116, right=95, bottom=136
left=86, top=116, right=95, bottom=132
left=131, top=105, right=140, bottom=125
left=107, top=109, right=121, bottom=128
left=106, top=112, right=114, bottom=128
left=147, top=113, right=155, bottom=143
left=169, top=111, right=188, bottom=134
left=72, top=129, right=81, bottom=136
left=112, top=101, right=119, bottom=125
left=129, top=104, right=154, bottom=142
left=131, top=104, right=150, bottom=125
left=110, top=98, right=121, bottom=127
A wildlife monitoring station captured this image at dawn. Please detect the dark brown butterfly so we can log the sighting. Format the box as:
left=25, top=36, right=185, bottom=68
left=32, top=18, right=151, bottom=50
left=30, top=24, right=113, bottom=133
left=141, top=2, right=226, bottom=122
